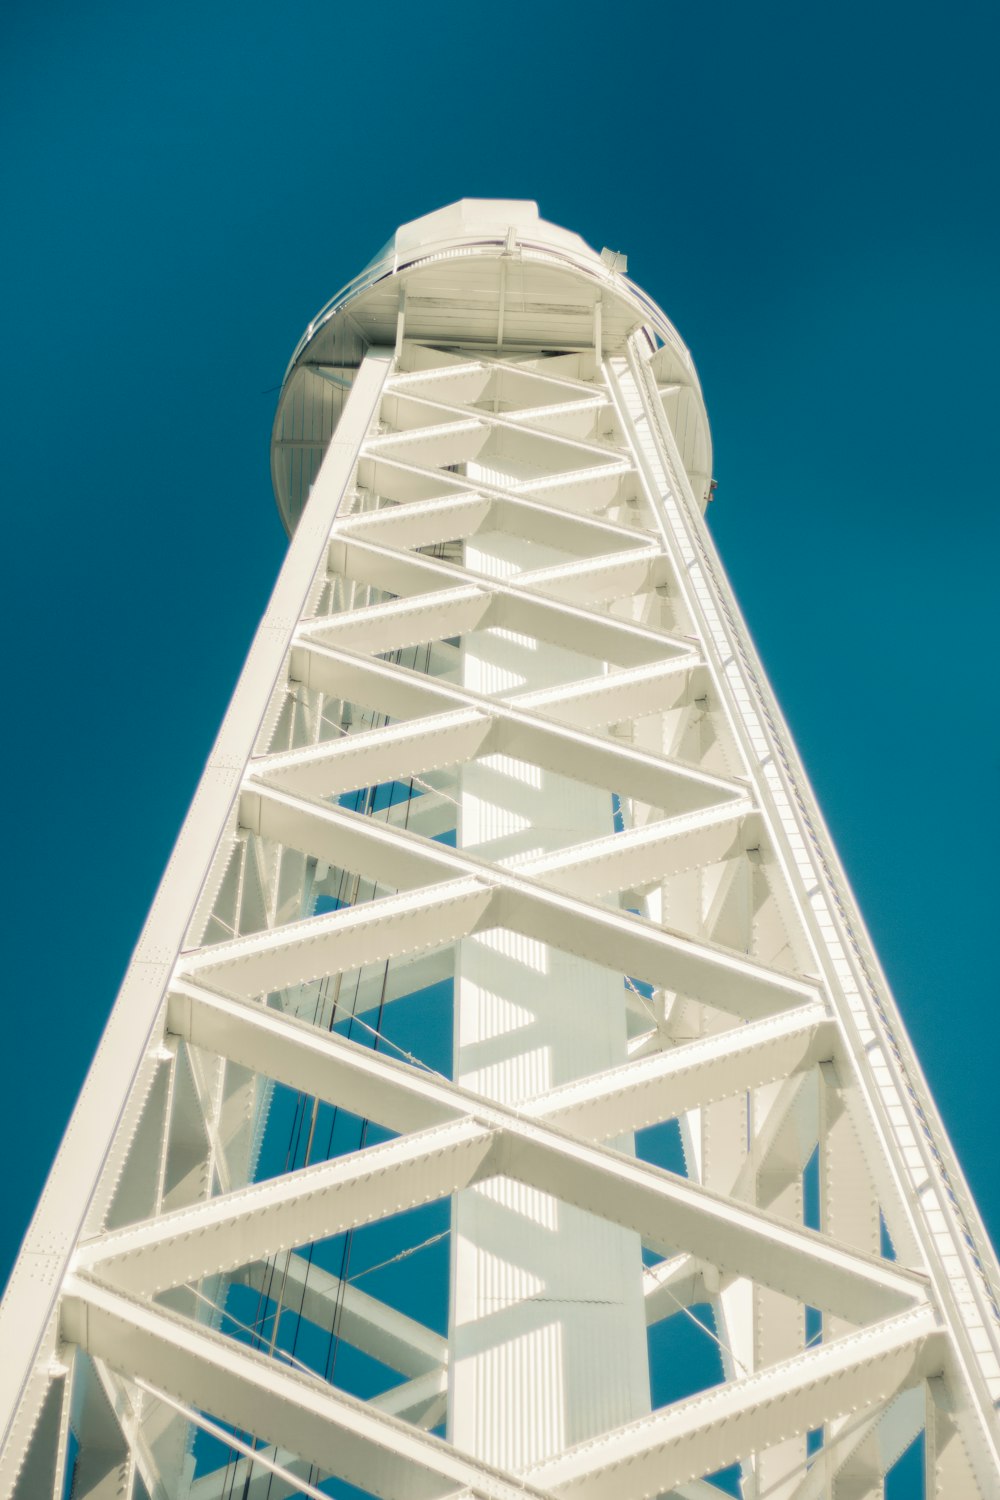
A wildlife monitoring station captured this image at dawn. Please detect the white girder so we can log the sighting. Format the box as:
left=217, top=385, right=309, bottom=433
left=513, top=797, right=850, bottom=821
left=181, top=869, right=815, bottom=1026
left=61, top=1276, right=544, bottom=1500
left=529, top=1305, right=944, bottom=1500
left=336, top=490, right=636, bottom=556
left=293, top=634, right=702, bottom=732
left=2, top=200, right=998, bottom=1500
left=76, top=1119, right=497, bottom=1297
left=77, top=1118, right=925, bottom=1335
left=262, top=663, right=736, bottom=811
left=299, top=575, right=683, bottom=666
left=165, top=985, right=832, bottom=1146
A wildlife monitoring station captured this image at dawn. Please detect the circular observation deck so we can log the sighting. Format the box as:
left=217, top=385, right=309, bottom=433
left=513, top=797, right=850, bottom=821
left=271, top=199, right=711, bottom=534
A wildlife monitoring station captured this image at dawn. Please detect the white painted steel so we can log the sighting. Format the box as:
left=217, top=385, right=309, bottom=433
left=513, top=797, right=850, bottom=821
left=450, top=519, right=650, bottom=1466
left=0, top=351, right=394, bottom=1495
left=1, top=200, right=998, bottom=1500
left=61, top=1276, right=546, bottom=1500
left=529, top=1305, right=944, bottom=1500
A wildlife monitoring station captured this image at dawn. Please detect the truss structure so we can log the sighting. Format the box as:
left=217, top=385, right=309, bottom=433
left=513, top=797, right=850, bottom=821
left=2, top=200, right=999, bottom=1500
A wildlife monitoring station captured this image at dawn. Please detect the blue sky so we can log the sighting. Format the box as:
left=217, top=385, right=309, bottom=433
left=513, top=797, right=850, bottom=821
left=1, top=0, right=997, bottom=1465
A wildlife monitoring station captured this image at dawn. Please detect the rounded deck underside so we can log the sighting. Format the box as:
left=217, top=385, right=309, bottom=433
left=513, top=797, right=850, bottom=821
left=271, top=200, right=712, bottom=534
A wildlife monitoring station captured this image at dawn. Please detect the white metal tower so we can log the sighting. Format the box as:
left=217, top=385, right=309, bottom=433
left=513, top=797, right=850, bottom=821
left=2, top=199, right=998, bottom=1500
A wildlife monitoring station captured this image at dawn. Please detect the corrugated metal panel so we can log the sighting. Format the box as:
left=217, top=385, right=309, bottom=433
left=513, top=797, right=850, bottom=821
left=451, top=517, right=650, bottom=1468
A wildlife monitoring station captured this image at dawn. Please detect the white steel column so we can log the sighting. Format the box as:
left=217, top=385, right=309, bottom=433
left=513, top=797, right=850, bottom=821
left=450, top=505, right=649, bottom=1467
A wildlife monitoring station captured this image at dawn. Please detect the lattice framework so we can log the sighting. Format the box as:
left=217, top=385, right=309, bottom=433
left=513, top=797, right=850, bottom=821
left=2, top=204, right=999, bottom=1500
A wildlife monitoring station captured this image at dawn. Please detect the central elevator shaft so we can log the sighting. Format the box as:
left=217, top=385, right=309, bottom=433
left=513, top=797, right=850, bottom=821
left=448, top=479, right=651, bottom=1468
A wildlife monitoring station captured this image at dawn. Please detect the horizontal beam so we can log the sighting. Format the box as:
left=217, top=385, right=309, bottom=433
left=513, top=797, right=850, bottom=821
left=388, top=352, right=600, bottom=404
left=530, top=1305, right=944, bottom=1500
left=263, top=654, right=739, bottom=815
left=364, top=416, right=492, bottom=470
left=77, top=1118, right=496, bottom=1297
left=235, top=785, right=813, bottom=1021
left=307, top=545, right=685, bottom=667
left=296, top=620, right=698, bottom=735
left=357, top=450, right=632, bottom=517
left=500, top=1126, right=927, bottom=1327
left=153, top=988, right=923, bottom=1324
left=534, top=1003, right=835, bottom=1141
left=245, top=779, right=756, bottom=908
left=301, top=584, right=493, bottom=658
left=169, top=985, right=832, bottom=1149
left=512, top=460, right=633, bottom=513
left=338, top=489, right=496, bottom=551
left=167, top=981, right=468, bottom=1138
left=183, top=877, right=493, bottom=998
left=508, top=653, right=698, bottom=729
left=253, top=708, right=491, bottom=801
left=339, top=486, right=639, bottom=559
left=63, top=1276, right=543, bottom=1500
left=331, top=523, right=661, bottom=614
left=507, top=544, right=665, bottom=606
left=372, top=387, right=618, bottom=466
left=339, top=484, right=640, bottom=552
left=520, top=799, right=758, bottom=900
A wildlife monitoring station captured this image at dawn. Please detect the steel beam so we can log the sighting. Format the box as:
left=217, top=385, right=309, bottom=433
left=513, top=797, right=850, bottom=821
left=257, top=665, right=742, bottom=815
left=530, top=1306, right=944, bottom=1500
left=63, top=1277, right=543, bottom=1500
left=533, top=1003, right=835, bottom=1141
left=234, top=784, right=813, bottom=1020
left=96, top=992, right=925, bottom=1324
left=77, top=1119, right=497, bottom=1297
